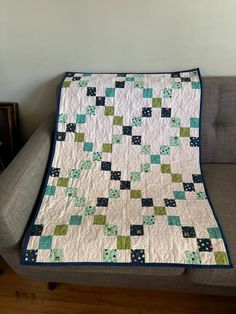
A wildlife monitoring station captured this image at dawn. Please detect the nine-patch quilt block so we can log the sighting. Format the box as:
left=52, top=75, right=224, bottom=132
left=21, top=69, right=231, bottom=267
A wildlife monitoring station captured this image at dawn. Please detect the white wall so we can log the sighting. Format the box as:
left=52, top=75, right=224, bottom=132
left=1, top=0, right=236, bottom=139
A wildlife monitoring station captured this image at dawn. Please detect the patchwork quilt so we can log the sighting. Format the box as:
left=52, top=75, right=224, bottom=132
left=22, top=69, right=231, bottom=267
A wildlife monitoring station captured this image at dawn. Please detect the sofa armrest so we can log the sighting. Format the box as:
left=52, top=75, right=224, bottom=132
left=0, top=114, right=55, bottom=251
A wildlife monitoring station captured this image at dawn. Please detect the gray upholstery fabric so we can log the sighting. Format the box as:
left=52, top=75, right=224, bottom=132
left=201, top=77, right=236, bottom=163
left=0, top=115, right=54, bottom=250
left=187, top=164, right=236, bottom=287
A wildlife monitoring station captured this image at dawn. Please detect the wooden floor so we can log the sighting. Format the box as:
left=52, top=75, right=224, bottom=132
left=0, top=259, right=235, bottom=314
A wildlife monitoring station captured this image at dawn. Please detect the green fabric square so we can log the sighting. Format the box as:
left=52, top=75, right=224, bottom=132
left=86, top=105, right=96, bottom=115
left=83, top=142, right=93, bottom=152
left=132, top=117, right=142, bottom=127
left=161, top=164, right=171, bottom=173
left=126, top=77, right=135, bottom=82
left=39, top=236, right=53, bottom=249
left=45, top=185, right=56, bottom=196
left=117, top=236, right=131, bottom=250
left=196, top=191, right=207, bottom=200
left=75, top=133, right=85, bottom=142
left=185, top=251, right=201, bottom=265
left=76, top=114, right=86, bottom=124
left=171, top=117, right=181, bottom=128
left=160, top=146, right=170, bottom=155
left=171, top=173, right=182, bottom=183
left=63, top=81, right=71, bottom=88
left=112, top=134, right=122, bottom=144
left=143, top=215, right=155, bottom=225
left=69, top=215, right=82, bottom=225
left=174, top=191, right=186, bottom=200
left=141, top=145, right=150, bottom=155
left=143, top=88, right=153, bottom=98
left=180, top=127, right=190, bottom=137
left=81, top=160, right=92, bottom=170
left=134, top=80, right=144, bottom=89
left=57, top=178, right=69, bottom=187
left=150, top=155, right=160, bottom=164
left=172, top=81, right=182, bottom=89
left=93, top=215, right=106, bottom=225
left=105, top=88, right=115, bottom=97
left=214, top=252, right=229, bottom=265
left=113, top=116, right=123, bottom=125
left=207, top=227, right=222, bottom=239
left=83, top=206, right=96, bottom=216
left=167, top=215, right=181, bottom=226
left=54, top=224, right=68, bottom=236
left=79, top=79, right=88, bottom=87
left=66, top=187, right=77, bottom=197
left=50, top=249, right=64, bottom=262
left=103, top=249, right=117, bottom=262
left=190, top=117, right=199, bottom=128
left=109, top=189, right=120, bottom=198
left=170, top=136, right=180, bottom=146
left=130, top=190, right=141, bottom=198
left=105, top=224, right=118, bottom=236
left=103, top=143, right=112, bottom=153
left=141, top=163, right=150, bottom=172
left=75, top=197, right=86, bottom=207
left=131, top=172, right=141, bottom=181
left=152, top=98, right=162, bottom=108
left=92, top=152, right=102, bottom=161
left=105, top=106, right=114, bottom=116
left=58, top=113, right=68, bottom=123
left=154, top=206, right=166, bottom=215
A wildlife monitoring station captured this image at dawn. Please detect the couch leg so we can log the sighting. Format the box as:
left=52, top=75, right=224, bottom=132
left=48, top=282, right=57, bottom=290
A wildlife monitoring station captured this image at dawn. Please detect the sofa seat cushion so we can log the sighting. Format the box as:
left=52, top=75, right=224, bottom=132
left=188, top=164, right=236, bottom=287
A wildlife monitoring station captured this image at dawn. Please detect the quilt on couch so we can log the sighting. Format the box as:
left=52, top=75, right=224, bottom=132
left=21, top=69, right=232, bottom=267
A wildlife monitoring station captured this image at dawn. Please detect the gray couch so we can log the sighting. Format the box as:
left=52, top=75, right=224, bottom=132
left=0, top=77, right=235, bottom=295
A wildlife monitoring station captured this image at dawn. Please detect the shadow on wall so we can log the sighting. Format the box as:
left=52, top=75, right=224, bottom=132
left=20, top=74, right=63, bottom=142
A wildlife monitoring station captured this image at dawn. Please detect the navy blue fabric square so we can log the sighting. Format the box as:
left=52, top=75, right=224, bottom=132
left=30, top=224, right=43, bottom=236
left=117, top=73, right=126, bottom=77
left=101, top=161, right=111, bottom=171
left=111, top=171, right=121, bottom=180
left=66, top=123, right=76, bottom=132
left=115, top=81, right=125, bottom=88
left=142, top=107, right=152, bottom=117
left=131, top=249, right=145, bottom=263
left=50, top=167, right=60, bottom=177
left=183, top=183, right=195, bottom=192
left=72, top=76, right=81, bottom=81
left=171, top=72, right=180, bottom=78
left=181, top=77, right=191, bottom=82
left=120, top=181, right=131, bottom=190
left=192, top=174, right=203, bottom=183
left=87, top=87, right=96, bottom=96
left=164, top=199, right=176, bottom=207
left=24, top=249, right=38, bottom=262
left=96, top=96, right=105, bottom=106
left=130, top=225, right=144, bottom=236
left=131, top=136, right=141, bottom=145
left=197, top=238, right=213, bottom=252
left=141, top=198, right=154, bottom=207
left=57, top=132, right=66, bottom=141
left=96, top=198, right=109, bottom=207
left=190, top=137, right=200, bottom=147
left=123, top=126, right=132, bottom=136
left=161, top=108, right=171, bottom=118
left=182, top=226, right=196, bottom=238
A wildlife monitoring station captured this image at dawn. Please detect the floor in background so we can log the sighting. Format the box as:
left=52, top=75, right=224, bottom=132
left=0, top=258, right=235, bottom=314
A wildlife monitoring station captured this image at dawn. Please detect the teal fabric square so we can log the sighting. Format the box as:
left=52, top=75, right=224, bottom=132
left=143, top=88, right=153, bottom=98
left=76, top=114, right=86, bottom=124
left=150, top=155, right=160, bottom=164
left=207, top=227, right=222, bottom=239
left=83, top=142, right=93, bottom=152
left=174, top=191, right=186, bottom=200
left=190, top=117, right=199, bottom=128
left=105, top=88, right=115, bottom=97
left=66, top=187, right=77, bottom=197
left=168, top=216, right=181, bottom=226
left=45, top=185, right=56, bottom=196
left=39, top=236, right=52, bottom=249
left=58, top=113, right=68, bottom=123
left=191, top=81, right=200, bottom=89
left=69, top=215, right=82, bottom=225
